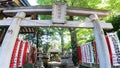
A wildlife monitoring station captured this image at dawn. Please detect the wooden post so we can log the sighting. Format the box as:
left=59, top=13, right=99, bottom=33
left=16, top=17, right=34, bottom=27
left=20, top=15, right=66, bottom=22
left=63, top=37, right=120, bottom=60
left=0, top=12, right=26, bottom=68
left=90, top=14, right=111, bottom=68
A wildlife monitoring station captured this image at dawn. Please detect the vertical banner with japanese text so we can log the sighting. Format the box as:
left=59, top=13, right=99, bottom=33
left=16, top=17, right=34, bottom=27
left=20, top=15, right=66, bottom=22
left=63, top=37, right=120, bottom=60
left=107, top=32, right=120, bottom=66
left=80, top=42, right=94, bottom=63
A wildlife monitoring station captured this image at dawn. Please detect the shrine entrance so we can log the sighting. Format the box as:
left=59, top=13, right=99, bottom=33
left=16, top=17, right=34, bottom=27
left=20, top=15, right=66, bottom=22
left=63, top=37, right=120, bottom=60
left=0, top=2, right=113, bottom=68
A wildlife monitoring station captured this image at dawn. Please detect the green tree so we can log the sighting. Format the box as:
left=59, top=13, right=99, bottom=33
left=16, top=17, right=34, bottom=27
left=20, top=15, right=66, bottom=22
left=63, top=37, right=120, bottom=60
left=105, top=15, right=120, bottom=39
left=77, top=29, right=94, bottom=45
left=107, top=15, right=120, bottom=32
left=57, top=28, right=65, bottom=55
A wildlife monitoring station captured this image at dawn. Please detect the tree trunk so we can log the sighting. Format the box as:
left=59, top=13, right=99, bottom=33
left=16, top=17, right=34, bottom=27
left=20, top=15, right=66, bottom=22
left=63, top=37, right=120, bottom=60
left=69, top=16, right=78, bottom=66
left=58, top=28, right=64, bottom=55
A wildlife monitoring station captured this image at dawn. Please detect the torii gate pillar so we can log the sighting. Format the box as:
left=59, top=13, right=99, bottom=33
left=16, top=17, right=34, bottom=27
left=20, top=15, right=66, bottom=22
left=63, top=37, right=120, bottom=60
left=90, top=14, right=111, bottom=68
left=0, top=12, right=26, bottom=68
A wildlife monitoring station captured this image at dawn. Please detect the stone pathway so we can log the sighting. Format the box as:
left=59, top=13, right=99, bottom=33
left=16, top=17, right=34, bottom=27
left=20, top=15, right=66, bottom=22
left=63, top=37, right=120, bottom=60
left=48, top=57, right=78, bottom=68
left=67, top=58, right=74, bottom=67
left=34, top=57, right=79, bottom=68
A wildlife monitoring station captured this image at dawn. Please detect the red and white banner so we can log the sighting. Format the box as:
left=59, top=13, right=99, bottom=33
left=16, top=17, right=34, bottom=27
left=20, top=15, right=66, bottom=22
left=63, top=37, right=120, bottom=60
left=107, top=32, right=120, bottom=66
left=13, top=39, right=21, bottom=68
left=22, top=41, right=28, bottom=66
left=10, top=38, right=29, bottom=68
left=16, top=40, right=23, bottom=67
left=79, top=42, right=94, bottom=63
left=9, top=38, right=21, bottom=68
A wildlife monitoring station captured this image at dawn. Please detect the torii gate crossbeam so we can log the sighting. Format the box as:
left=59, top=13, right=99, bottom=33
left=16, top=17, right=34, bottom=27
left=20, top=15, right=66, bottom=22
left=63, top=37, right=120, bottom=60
left=0, top=19, right=113, bottom=29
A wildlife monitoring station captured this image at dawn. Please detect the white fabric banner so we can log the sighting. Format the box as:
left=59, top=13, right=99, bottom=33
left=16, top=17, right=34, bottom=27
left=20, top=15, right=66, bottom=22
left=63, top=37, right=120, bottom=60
left=107, top=32, right=120, bottom=66
left=88, top=42, right=94, bottom=63
left=84, top=45, right=87, bottom=63
left=81, top=46, right=85, bottom=63
left=86, top=43, right=90, bottom=63
left=85, top=42, right=94, bottom=63
left=81, top=42, right=94, bottom=63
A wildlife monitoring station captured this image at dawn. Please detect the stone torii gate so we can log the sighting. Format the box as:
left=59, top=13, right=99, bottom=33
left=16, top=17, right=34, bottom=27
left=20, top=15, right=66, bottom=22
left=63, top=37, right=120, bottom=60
left=0, top=2, right=113, bottom=68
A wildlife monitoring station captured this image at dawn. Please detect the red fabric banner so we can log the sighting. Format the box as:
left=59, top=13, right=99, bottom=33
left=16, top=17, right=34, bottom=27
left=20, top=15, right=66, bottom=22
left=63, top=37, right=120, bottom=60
left=17, top=40, right=23, bottom=67
left=94, top=41, right=99, bottom=64
left=77, top=46, right=82, bottom=63
left=9, top=38, right=19, bottom=68
left=105, top=36, right=113, bottom=65
left=22, top=41, right=28, bottom=66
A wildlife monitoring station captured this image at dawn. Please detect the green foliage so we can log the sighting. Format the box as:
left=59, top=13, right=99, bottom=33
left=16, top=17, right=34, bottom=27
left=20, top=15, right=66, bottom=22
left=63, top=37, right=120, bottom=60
left=37, top=0, right=66, bottom=5
left=106, top=15, right=120, bottom=32
left=24, top=27, right=63, bottom=53
left=37, top=0, right=53, bottom=5
left=38, top=15, right=51, bottom=20
left=117, top=31, right=120, bottom=40
left=0, top=28, right=5, bottom=35
left=66, top=0, right=100, bottom=9
left=24, top=33, right=36, bottom=44
left=37, top=0, right=120, bottom=13
left=64, top=42, right=71, bottom=50
left=77, top=29, right=94, bottom=45
left=107, top=0, right=120, bottom=11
